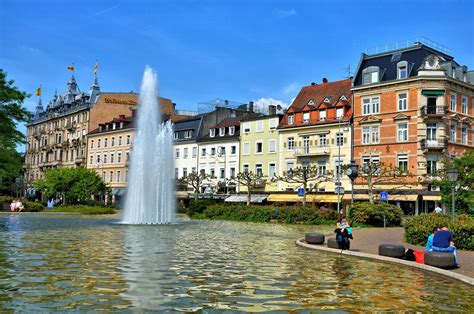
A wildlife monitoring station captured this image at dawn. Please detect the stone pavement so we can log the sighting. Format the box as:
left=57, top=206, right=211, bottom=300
left=345, top=227, right=474, bottom=278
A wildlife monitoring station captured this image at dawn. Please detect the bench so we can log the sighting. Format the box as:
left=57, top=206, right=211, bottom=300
left=378, top=244, right=405, bottom=258
left=424, top=251, right=456, bottom=268
left=305, top=233, right=325, bottom=244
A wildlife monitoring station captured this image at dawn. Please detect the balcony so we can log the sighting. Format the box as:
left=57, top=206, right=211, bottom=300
left=75, top=157, right=85, bottom=165
left=294, top=146, right=330, bottom=157
left=420, top=105, right=447, bottom=119
left=420, top=138, right=448, bottom=151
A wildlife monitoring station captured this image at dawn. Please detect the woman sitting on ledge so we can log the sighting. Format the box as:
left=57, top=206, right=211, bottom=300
left=335, top=217, right=352, bottom=250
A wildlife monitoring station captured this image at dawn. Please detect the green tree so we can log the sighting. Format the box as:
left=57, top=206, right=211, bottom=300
left=178, top=171, right=212, bottom=200
left=433, top=151, right=474, bottom=214
left=35, top=167, right=109, bottom=204
left=0, top=69, right=30, bottom=193
left=234, top=171, right=266, bottom=206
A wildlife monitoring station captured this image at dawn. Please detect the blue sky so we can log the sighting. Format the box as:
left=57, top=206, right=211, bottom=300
left=1, top=0, right=473, bottom=151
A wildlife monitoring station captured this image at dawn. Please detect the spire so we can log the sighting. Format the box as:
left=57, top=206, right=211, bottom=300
left=89, top=70, right=100, bottom=105
left=34, top=97, right=44, bottom=119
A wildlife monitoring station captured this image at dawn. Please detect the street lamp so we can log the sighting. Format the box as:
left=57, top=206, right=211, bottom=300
left=346, top=160, right=359, bottom=208
left=447, top=168, right=458, bottom=224
left=336, top=116, right=350, bottom=218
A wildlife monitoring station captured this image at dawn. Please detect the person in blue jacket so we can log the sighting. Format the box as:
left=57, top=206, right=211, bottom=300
left=425, top=226, right=440, bottom=251
left=432, top=225, right=459, bottom=268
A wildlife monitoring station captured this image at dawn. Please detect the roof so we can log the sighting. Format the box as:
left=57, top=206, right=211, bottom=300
left=88, top=116, right=134, bottom=135
left=213, top=115, right=256, bottom=128
left=239, top=114, right=283, bottom=122
left=289, top=78, right=352, bottom=111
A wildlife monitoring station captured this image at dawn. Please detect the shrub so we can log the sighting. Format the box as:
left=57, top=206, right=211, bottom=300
left=404, top=213, right=474, bottom=250
left=24, top=201, right=44, bottom=212
left=0, top=195, right=14, bottom=205
left=349, top=202, right=403, bottom=227
left=49, top=205, right=116, bottom=215
left=186, top=199, right=219, bottom=216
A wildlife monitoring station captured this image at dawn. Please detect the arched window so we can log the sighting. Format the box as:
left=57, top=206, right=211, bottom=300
left=362, top=66, right=380, bottom=85
left=397, top=61, right=408, bottom=79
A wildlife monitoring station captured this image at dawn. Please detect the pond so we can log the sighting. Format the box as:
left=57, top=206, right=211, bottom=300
left=0, top=213, right=472, bottom=312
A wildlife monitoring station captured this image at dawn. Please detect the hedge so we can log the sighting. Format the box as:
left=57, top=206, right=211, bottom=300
left=0, top=196, right=44, bottom=212
left=189, top=204, right=338, bottom=224
left=404, top=213, right=474, bottom=250
left=49, top=205, right=116, bottom=215
left=349, top=202, right=404, bottom=227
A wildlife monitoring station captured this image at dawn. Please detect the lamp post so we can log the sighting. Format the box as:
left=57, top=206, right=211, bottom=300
left=346, top=160, right=359, bottom=208
left=336, top=117, right=350, bottom=218
left=447, top=168, right=458, bottom=224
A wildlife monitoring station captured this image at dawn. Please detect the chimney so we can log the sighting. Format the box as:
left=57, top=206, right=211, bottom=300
left=248, top=101, right=254, bottom=112
left=268, top=105, right=276, bottom=115
left=322, top=78, right=329, bottom=84
left=99, top=124, right=103, bottom=131
left=119, top=115, right=125, bottom=121
left=172, top=102, right=176, bottom=110
left=311, top=82, right=316, bottom=86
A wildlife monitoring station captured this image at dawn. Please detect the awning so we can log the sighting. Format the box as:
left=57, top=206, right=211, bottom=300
left=423, top=195, right=441, bottom=201
left=175, top=191, right=188, bottom=199
left=267, top=194, right=343, bottom=203
left=343, top=193, right=370, bottom=200
left=422, top=90, right=445, bottom=95
left=225, top=194, right=268, bottom=203
left=343, top=193, right=418, bottom=201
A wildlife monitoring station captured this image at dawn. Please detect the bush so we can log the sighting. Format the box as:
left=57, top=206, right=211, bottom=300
left=193, top=204, right=338, bottom=225
left=24, top=201, right=44, bottom=212
left=0, top=195, right=14, bottom=205
left=349, top=202, right=404, bottom=227
left=49, top=205, right=116, bottom=215
left=0, top=197, right=44, bottom=212
left=186, top=199, right=219, bottom=216
left=404, top=213, right=474, bottom=250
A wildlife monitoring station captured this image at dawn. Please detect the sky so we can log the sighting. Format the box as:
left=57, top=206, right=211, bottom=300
left=1, top=0, right=473, bottom=152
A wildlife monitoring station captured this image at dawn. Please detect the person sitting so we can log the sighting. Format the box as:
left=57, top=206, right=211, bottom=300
left=335, top=217, right=352, bottom=250
left=16, top=200, right=24, bottom=212
left=432, top=225, right=459, bottom=268
left=10, top=200, right=16, bottom=212
left=425, top=226, right=440, bottom=251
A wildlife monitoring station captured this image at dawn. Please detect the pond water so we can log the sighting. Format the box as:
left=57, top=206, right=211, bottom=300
left=0, top=213, right=472, bottom=312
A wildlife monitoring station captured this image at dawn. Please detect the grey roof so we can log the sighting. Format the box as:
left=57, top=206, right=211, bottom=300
left=173, top=116, right=202, bottom=141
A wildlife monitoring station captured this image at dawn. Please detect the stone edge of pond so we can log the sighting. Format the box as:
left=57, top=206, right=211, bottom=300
left=296, top=238, right=474, bottom=287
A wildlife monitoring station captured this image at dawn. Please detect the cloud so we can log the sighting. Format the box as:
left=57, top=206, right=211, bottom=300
left=282, top=82, right=299, bottom=95
left=253, top=97, right=288, bottom=114
left=273, top=8, right=297, bottom=18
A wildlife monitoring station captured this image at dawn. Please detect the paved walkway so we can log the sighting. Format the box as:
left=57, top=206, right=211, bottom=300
left=345, top=227, right=474, bottom=278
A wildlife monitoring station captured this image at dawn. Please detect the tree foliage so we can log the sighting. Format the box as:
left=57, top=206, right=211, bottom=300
left=35, top=167, right=109, bottom=203
left=433, top=151, right=474, bottom=214
left=234, top=171, right=266, bottom=206
left=0, top=69, right=30, bottom=193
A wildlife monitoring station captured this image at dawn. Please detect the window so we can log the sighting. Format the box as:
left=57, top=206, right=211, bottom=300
left=243, top=122, right=250, bottom=133
left=90, top=140, right=94, bottom=149
left=362, top=155, right=380, bottom=174
left=211, top=147, right=216, bottom=156
left=363, top=98, right=370, bottom=115
left=362, top=66, right=379, bottom=84
left=175, top=148, right=180, bottom=159
left=201, top=148, right=207, bottom=157
left=286, top=161, right=294, bottom=172
left=183, top=168, right=188, bottom=178
left=103, top=153, right=107, bottom=164
left=111, top=137, right=115, bottom=146
left=174, top=132, right=179, bottom=140
left=334, top=157, right=344, bottom=176
left=117, top=171, right=121, bottom=183
left=185, top=130, right=192, bottom=138
left=255, top=164, right=263, bottom=176
left=102, top=171, right=106, bottom=181
left=230, top=167, right=236, bottom=178
left=302, top=136, right=310, bottom=153
left=462, top=96, right=468, bottom=114
left=109, top=171, right=113, bottom=182
left=192, top=147, right=197, bottom=158
left=303, top=112, right=310, bottom=123
left=104, top=138, right=108, bottom=147
left=126, top=151, right=130, bottom=161
left=97, top=139, right=101, bottom=148
left=319, top=110, right=326, bottom=120
left=461, top=125, right=467, bottom=144
left=362, top=126, right=370, bottom=144
left=175, top=168, right=179, bottom=178
left=256, top=141, right=263, bottom=153
left=89, top=155, right=93, bottom=164
left=220, top=168, right=225, bottom=179
left=118, top=152, right=122, bottom=163
left=243, top=164, right=249, bottom=173
left=288, top=115, right=294, bottom=125
left=269, top=139, right=276, bottom=153
left=256, top=120, right=263, bottom=132
left=317, top=160, right=326, bottom=176
left=362, top=96, right=379, bottom=114
left=397, top=154, right=408, bottom=173
left=183, top=148, right=188, bottom=159
left=450, top=122, right=456, bottom=142
left=398, top=93, right=408, bottom=111
left=231, top=145, right=237, bottom=155
left=219, top=147, right=225, bottom=155
left=450, top=93, right=456, bottom=111
left=336, top=132, right=343, bottom=146
left=229, top=126, right=235, bottom=135
left=210, top=128, right=216, bottom=137
left=287, top=137, right=295, bottom=150
left=372, top=97, right=380, bottom=114
left=397, top=123, right=408, bottom=142
left=427, top=156, right=437, bottom=175
left=269, top=118, right=277, bottom=129
left=336, top=107, right=343, bottom=118
left=110, top=153, right=114, bottom=163
left=268, top=163, right=276, bottom=178
left=125, top=170, right=129, bottom=182
left=371, top=125, right=380, bottom=144
left=210, top=168, right=215, bottom=178
left=427, top=123, right=437, bottom=141
left=319, top=134, right=327, bottom=147
left=219, top=127, right=225, bottom=136
left=118, top=136, right=122, bottom=145
left=96, top=154, right=101, bottom=164
left=126, top=135, right=131, bottom=145
left=243, top=142, right=250, bottom=155
left=397, top=61, right=408, bottom=79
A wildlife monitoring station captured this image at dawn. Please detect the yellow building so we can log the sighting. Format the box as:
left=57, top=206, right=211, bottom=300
left=239, top=108, right=282, bottom=192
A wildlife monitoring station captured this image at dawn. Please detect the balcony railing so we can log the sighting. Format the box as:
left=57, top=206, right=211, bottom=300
left=294, top=146, right=330, bottom=157
left=420, top=138, right=448, bottom=150
left=421, top=105, right=447, bottom=117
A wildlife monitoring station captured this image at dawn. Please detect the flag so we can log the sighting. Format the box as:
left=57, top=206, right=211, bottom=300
left=94, top=62, right=98, bottom=76
left=67, top=65, right=74, bottom=72
left=36, top=86, right=41, bottom=96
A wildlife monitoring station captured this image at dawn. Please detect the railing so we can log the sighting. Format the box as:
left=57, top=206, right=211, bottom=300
left=420, top=138, right=448, bottom=150
left=294, top=146, right=330, bottom=156
left=421, top=105, right=447, bottom=116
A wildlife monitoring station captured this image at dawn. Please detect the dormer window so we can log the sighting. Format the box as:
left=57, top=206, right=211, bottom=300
left=174, top=132, right=179, bottom=139
left=362, top=66, right=380, bottom=85
left=184, top=130, right=192, bottom=138
left=303, top=112, right=310, bottom=123
left=323, top=97, right=331, bottom=103
left=340, top=95, right=347, bottom=101
left=219, top=127, right=225, bottom=136
left=112, top=123, right=116, bottom=130
left=120, top=122, right=123, bottom=128
left=308, top=99, right=315, bottom=105
left=320, top=110, right=326, bottom=120
left=288, top=115, right=294, bottom=125
left=229, top=126, right=235, bottom=135
left=336, top=107, right=343, bottom=118
left=210, top=128, right=216, bottom=137
left=397, top=61, right=408, bottom=79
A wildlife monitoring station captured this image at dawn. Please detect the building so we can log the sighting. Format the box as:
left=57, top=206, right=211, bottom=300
left=351, top=42, right=474, bottom=214
left=275, top=78, right=353, bottom=207
left=239, top=105, right=282, bottom=192
left=173, top=115, right=202, bottom=180
left=24, top=75, right=100, bottom=187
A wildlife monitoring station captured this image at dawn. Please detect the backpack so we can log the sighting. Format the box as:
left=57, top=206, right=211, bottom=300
left=403, top=248, right=416, bottom=261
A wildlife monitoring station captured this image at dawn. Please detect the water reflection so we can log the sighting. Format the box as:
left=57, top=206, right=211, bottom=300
left=0, top=214, right=472, bottom=312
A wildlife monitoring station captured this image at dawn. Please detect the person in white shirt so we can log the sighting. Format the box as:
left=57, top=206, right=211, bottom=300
left=434, top=203, right=443, bottom=214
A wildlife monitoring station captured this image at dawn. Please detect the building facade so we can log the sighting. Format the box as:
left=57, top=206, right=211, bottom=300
left=352, top=43, right=474, bottom=214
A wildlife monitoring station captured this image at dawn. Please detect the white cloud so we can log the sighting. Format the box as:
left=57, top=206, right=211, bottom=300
left=273, top=8, right=297, bottom=18
left=253, top=97, right=288, bottom=114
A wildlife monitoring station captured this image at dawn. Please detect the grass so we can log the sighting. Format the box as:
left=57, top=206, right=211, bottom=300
left=48, top=205, right=116, bottom=215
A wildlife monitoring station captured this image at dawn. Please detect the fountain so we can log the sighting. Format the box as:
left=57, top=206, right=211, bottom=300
left=122, top=66, right=176, bottom=224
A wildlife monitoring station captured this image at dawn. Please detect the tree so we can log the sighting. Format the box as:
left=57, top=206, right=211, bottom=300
left=0, top=69, right=30, bottom=194
left=35, top=167, right=108, bottom=204
left=178, top=171, right=212, bottom=200
left=234, top=171, right=266, bottom=206
left=433, top=151, right=474, bottom=214
left=358, top=161, right=414, bottom=204
left=275, top=165, right=331, bottom=206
